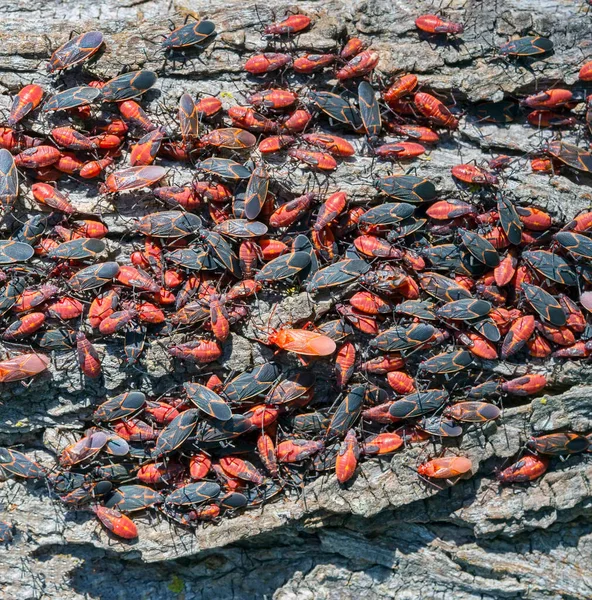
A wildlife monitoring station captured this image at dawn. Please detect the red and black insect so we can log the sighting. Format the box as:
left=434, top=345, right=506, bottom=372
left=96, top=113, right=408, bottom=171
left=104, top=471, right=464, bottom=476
left=162, top=19, right=216, bottom=50
left=47, top=31, right=104, bottom=72
left=43, top=86, right=102, bottom=112
left=415, top=14, right=464, bottom=35
left=101, top=71, right=158, bottom=103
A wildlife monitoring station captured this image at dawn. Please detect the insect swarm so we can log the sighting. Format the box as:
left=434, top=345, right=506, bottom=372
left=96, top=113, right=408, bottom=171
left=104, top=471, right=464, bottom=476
left=0, top=9, right=590, bottom=584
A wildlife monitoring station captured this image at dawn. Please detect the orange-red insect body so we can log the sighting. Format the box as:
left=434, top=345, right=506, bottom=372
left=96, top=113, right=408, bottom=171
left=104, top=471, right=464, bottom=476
left=8, top=84, right=44, bottom=126
left=118, top=100, right=156, bottom=131
left=31, top=183, right=75, bottom=213
left=209, top=294, right=230, bottom=341
left=522, top=89, right=573, bottom=109
left=130, top=129, right=165, bottom=166
left=92, top=506, right=138, bottom=539
left=288, top=148, right=337, bottom=171
left=79, top=157, right=114, bottom=179
left=501, top=315, right=535, bottom=359
left=341, top=38, right=367, bottom=59
left=51, top=127, right=95, bottom=151
left=414, top=92, right=459, bottom=129
left=451, top=164, right=498, bottom=185
left=257, top=433, right=278, bottom=477
left=335, top=430, right=360, bottom=483
left=360, top=354, right=405, bottom=374
left=116, top=265, right=160, bottom=293
left=302, top=133, right=355, bottom=157
left=47, top=297, right=84, bottom=319
left=196, top=96, right=222, bottom=118
left=335, top=342, right=356, bottom=388
left=415, top=14, right=464, bottom=34
left=244, top=53, right=292, bottom=75
left=336, top=50, right=379, bottom=80
left=501, top=374, right=546, bottom=396
left=386, top=371, right=416, bottom=394
left=228, top=106, right=279, bottom=134
left=384, top=74, right=418, bottom=105
left=265, top=14, right=311, bottom=35
left=76, top=332, right=102, bottom=379
left=249, top=89, right=297, bottom=110
left=281, top=109, right=312, bottom=133
left=189, top=453, right=212, bottom=480
left=362, top=432, right=404, bottom=455
left=269, top=193, right=315, bottom=228
left=15, top=146, right=61, bottom=169
left=268, top=328, right=336, bottom=356
left=389, top=124, right=439, bottom=143
left=0, top=353, right=50, bottom=382
left=375, top=142, right=425, bottom=159
left=579, top=61, right=592, bottom=81
left=349, top=290, right=392, bottom=314
left=314, top=192, right=347, bottom=230
left=293, top=54, right=336, bottom=74
left=418, top=457, right=472, bottom=478
left=497, top=454, right=549, bottom=483
left=3, top=312, right=45, bottom=340
left=259, top=135, right=295, bottom=154
left=219, top=456, right=265, bottom=485
left=169, top=340, right=222, bottom=363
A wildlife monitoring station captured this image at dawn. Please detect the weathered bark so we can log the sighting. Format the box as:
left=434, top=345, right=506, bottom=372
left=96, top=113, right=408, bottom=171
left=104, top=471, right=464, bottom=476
left=1, top=1, right=592, bottom=598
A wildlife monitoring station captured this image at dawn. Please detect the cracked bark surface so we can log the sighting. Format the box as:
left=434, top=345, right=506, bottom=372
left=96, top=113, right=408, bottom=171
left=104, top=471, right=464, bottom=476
left=1, top=0, right=592, bottom=598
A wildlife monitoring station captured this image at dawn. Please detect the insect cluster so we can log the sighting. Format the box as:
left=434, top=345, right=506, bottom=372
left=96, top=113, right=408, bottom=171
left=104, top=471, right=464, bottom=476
left=1, top=10, right=592, bottom=543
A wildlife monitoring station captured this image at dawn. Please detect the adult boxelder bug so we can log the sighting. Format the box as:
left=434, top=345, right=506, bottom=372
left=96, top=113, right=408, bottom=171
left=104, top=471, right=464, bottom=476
left=308, top=91, right=363, bottom=130
left=200, top=128, right=257, bottom=150
left=43, top=86, right=102, bottom=112
left=527, top=432, right=589, bottom=455
left=137, top=211, right=202, bottom=238
left=547, top=141, right=592, bottom=174
left=389, top=389, right=449, bottom=418
left=101, top=165, right=166, bottom=193
left=443, top=401, right=501, bottom=422
left=101, top=71, right=158, bottom=102
left=499, top=36, right=553, bottom=57
left=358, top=81, right=381, bottom=142
left=93, top=391, right=146, bottom=422
left=104, top=485, right=164, bottom=512
left=521, top=283, right=566, bottom=326
left=47, top=31, right=104, bottom=72
left=68, top=262, right=120, bottom=292
left=0, top=149, right=18, bottom=208
left=244, top=163, right=269, bottom=220
left=255, top=251, right=311, bottom=283
left=184, top=382, right=232, bottom=421
left=152, top=409, right=200, bottom=458
left=0, top=448, right=45, bottom=479
left=327, top=385, right=365, bottom=438
left=162, top=20, right=216, bottom=50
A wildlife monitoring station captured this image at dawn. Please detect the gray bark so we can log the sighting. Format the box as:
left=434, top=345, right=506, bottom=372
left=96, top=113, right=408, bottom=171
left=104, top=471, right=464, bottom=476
left=1, top=0, right=592, bottom=598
